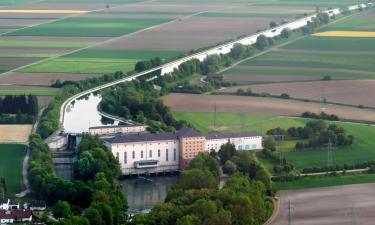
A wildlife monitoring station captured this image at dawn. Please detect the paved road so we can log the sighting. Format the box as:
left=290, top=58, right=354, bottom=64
left=269, top=183, right=375, bottom=225
left=15, top=146, right=30, bottom=197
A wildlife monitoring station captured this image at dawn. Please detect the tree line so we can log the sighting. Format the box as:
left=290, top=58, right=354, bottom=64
left=0, top=95, right=38, bottom=124
left=28, top=134, right=127, bottom=225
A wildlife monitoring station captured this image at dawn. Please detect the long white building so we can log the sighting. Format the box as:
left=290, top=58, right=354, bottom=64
left=107, top=128, right=262, bottom=175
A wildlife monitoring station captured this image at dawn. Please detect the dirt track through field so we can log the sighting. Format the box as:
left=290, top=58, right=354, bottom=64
left=270, top=184, right=375, bottom=225
left=162, top=93, right=375, bottom=122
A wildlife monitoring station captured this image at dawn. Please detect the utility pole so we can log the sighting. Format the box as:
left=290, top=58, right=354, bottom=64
left=273, top=134, right=286, bottom=166
left=213, top=102, right=217, bottom=131
left=325, top=138, right=336, bottom=168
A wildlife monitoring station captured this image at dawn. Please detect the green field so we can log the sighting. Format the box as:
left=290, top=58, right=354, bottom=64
left=173, top=111, right=305, bottom=134
left=0, top=144, right=24, bottom=195
left=0, top=40, right=96, bottom=48
left=0, top=89, right=60, bottom=96
left=6, top=18, right=171, bottom=37
left=173, top=111, right=375, bottom=171
left=200, top=12, right=301, bottom=18
left=20, top=50, right=183, bottom=74
left=277, top=173, right=375, bottom=190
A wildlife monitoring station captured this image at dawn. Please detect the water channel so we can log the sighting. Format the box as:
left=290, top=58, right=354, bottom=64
left=63, top=93, right=178, bottom=213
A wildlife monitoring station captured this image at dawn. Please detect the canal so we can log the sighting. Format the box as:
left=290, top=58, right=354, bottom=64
left=62, top=92, right=178, bottom=214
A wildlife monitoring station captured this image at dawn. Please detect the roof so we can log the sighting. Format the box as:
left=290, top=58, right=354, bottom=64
left=176, top=127, right=204, bottom=138
left=11, top=209, right=32, bottom=219
left=89, top=124, right=145, bottom=130
left=8, top=200, right=18, bottom=205
left=111, top=132, right=177, bottom=144
left=206, top=131, right=260, bottom=140
left=0, top=210, right=13, bottom=219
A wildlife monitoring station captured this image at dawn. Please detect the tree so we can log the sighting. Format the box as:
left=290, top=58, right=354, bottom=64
left=84, top=208, right=103, bottom=225
left=280, top=28, right=292, bottom=38
left=269, top=21, right=277, bottom=28
left=263, top=137, right=276, bottom=151
left=175, top=169, right=218, bottom=190
left=53, top=201, right=72, bottom=219
left=230, top=43, right=247, bottom=59
left=255, top=35, right=269, bottom=50
left=223, top=160, right=237, bottom=175
left=218, top=141, right=237, bottom=164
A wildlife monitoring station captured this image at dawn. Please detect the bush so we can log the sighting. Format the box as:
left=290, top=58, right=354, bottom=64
left=223, top=160, right=237, bottom=175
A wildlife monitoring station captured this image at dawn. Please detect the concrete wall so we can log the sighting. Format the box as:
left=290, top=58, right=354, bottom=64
left=89, top=125, right=147, bottom=136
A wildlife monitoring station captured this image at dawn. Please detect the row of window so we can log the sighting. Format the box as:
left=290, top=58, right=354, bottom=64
left=117, top=149, right=177, bottom=164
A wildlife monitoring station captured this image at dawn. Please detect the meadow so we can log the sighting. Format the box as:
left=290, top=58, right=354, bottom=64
left=0, top=89, right=59, bottom=96
left=0, top=144, right=24, bottom=195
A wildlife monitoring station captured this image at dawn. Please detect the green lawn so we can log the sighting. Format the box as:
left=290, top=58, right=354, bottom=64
left=0, top=144, right=25, bottom=195
left=200, top=12, right=300, bottom=18
left=277, top=173, right=375, bottom=190
left=172, top=111, right=305, bottom=134
left=0, top=89, right=60, bottom=96
left=65, top=50, right=183, bottom=60
left=6, top=18, right=171, bottom=37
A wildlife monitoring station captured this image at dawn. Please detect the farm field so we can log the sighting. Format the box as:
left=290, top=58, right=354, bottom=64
left=162, top=93, right=375, bottom=122
left=0, top=144, right=24, bottom=195
left=224, top=9, right=375, bottom=85
left=0, top=125, right=32, bottom=143
left=0, top=0, right=334, bottom=98
left=220, top=80, right=375, bottom=108
left=270, top=184, right=375, bottom=225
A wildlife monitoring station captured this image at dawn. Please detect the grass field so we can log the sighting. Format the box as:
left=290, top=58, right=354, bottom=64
left=0, top=89, right=59, bottom=96
left=0, top=144, right=24, bottom=195
left=173, top=111, right=305, bottom=134
left=6, top=18, right=171, bottom=37
left=173, top=111, right=375, bottom=171
left=20, top=50, right=183, bottom=74
left=277, top=173, right=375, bottom=190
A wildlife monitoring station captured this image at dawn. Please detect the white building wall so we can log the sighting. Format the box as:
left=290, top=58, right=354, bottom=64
left=89, top=125, right=147, bottom=136
left=206, top=136, right=263, bottom=152
left=111, top=140, right=179, bottom=175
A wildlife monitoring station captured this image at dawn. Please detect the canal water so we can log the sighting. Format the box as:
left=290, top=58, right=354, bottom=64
left=62, top=93, right=178, bottom=214
left=121, top=176, right=178, bottom=215
left=63, top=93, right=120, bottom=133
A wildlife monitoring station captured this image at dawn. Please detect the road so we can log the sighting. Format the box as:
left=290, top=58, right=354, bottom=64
left=268, top=183, right=375, bottom=225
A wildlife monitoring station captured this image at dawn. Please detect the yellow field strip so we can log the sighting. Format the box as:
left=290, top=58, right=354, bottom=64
left=0, top=10, right=88, bottom=14
left=313, top=31, right=375, bottom=38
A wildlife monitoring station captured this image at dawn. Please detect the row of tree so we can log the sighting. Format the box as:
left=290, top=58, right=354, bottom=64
left=0, top=95, right=38, bottom=124
left=28, top=134, right=127, bottom=225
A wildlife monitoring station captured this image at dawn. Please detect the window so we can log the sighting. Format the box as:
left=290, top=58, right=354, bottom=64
left=173, top=149, right=177, bottom=161
left=158, top=149, right=160, bottom=157
left=166, top=149, right=169, bottom=161
left=124, top=152, right=127, bottom=164
left=149, top=150, right=152, bottom=158
left=141, top=151, right=144, bottom=158
left=116, top=152, right=119, bottom=161
left=132, top=151, right=135, bottom=159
